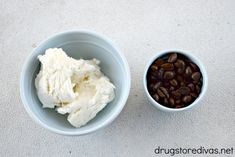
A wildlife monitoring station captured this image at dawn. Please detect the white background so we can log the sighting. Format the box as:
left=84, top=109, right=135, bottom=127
left=0, top=0, right=235, bottom=156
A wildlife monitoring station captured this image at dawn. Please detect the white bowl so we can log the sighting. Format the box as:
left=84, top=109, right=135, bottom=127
left=20, top=30, right=131, bottom=135
left=143, top=50, right=208, bottom=112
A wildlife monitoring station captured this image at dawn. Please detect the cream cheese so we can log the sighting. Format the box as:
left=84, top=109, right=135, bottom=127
left=35, top=48, right=115, bottom=127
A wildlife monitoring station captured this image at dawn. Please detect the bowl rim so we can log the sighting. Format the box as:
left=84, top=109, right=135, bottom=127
left=143, top=49, right=208, bottom=112
left=20, top=29, right=131, bottom=135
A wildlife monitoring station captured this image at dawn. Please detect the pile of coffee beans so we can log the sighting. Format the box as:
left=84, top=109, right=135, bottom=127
left=147, top=53, right=203, bottom=108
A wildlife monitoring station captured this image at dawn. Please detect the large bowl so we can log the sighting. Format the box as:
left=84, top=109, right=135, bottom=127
left=20, top=30, right=131, bottom=135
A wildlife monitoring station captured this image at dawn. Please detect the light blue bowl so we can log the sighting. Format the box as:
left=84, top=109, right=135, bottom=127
left=20, top=30, right=131, bottom=135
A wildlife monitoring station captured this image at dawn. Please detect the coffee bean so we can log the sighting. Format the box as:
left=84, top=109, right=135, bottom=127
left=169, top=86, right=175, bottom=91
left=185, top=66, right=192, bottom=76
left=159, top=87, right=169, bottom=98
left=170, top=79, right=178, bottom=86
left=175, top=59, right=185, bottom=69
left=168, top=53, right=178, bottom=63
left=175, top=99, right=181, bottom=104
left=149, top=75, right=158, bottom=81
left=180, top=82, right=185, bottom=86
left=164, top=71, right=175, bottom=79
left=182, top=95, right=192, bottom=103
left=151, top=82, right=162, bottom=92
left=163, top=98, right=169, bottom=105
left=161, top=63, right=174, bottom=70
left=192, top=72, right=201, bottom=81
left=153, top=94, right=160, bottom=101
left=154, top=59, right=164, bottom=66
left=157, top=89, right=165, bottom=98
left=188, top=83, right=195, bottom=91
left=176, top=75, right=183, bottom=82
left=189, top=62, right=198, bottom=71
left=196, top=85, right=200, bottom=94
left=176, top=104, right=183, bottom=108
left=151, top=65, right=158, bottom=72
left=190, top=92, right=197, bottom=98
left=177, top=68, right=184, bottom=74
left=178, top=87, right=190, bottom=95
left=169, top=98, right=175, bottom=106
left=149, top=83, right=155, bottom=91
left=158, top=68, right=164, bottom=79
left=172, top=90, right=181, bottom=97
left=150, top=70, right=158, bottom=77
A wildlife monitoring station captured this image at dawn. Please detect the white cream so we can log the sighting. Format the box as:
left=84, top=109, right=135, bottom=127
left=35, top=48, right=115, bottom=127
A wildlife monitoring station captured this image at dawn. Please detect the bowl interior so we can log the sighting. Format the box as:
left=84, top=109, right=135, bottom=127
left=144, top=51, right=207, bottom=111
left=21, top=31, right=129, bottom=134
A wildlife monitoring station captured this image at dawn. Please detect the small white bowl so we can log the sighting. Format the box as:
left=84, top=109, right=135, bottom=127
left=143, top=50, right=208, bottom=112
left=20, top=30, right=131, bottom=135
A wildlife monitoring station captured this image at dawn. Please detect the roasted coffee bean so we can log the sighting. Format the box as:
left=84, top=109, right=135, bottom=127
left=192, top=72, right=201, bottom=81
left=159, top=87, right=169, bottom=98
left=170, top=79, right=178, bottom=86
left=149, top=83, right=155, bottom=90
left=175, top=59, right=185, bottom=69
left=172, top=90, right=181, bottom=97
left=196, top=85, right=200, bottom=94
left=149, top=75, right=158, bottom=81
left=175, top=99, right=181, bottom=104
left=182, top=95, right=192, bottom=103
left=163, top=71, right=175, bottom=79
left=177, top=68, right=184, bottom=74
left=168, top=53, right=177, bottom=63
left=189, top=62, right=198, bottom=71
left=169, top=86, right=175, bottom=91
left=158, top=68, right=164, bottom=79
left=151, top=71, right=158, bottom=77
left=163, top=98, right=169, bottom=105
left=169, top=98, right=175, bottom=106
left=154, top=59, right=164, bottom=66
left=157, top=89, right=165, bottom=98
left=155, top=82, right=162, bottom=89
left=161, top=63, right=174, bottom=70
left=176, top=104, right=183, bottom=108
left=185, top=66, right=192, bottom=76
left=151, top=65, right=158, bottom=72
left=180, top=82, right=185, bottom=86
left=188, top=83, right=195, bottom=91
left=190, top=92, right=197, bottom=98
left=151, top=82, right=162, bottom=92
left=153, top=94, right=160, bottom=101
left=176, top=75, right=183, bottom=82
left=178, top=87, right=190, bottom=95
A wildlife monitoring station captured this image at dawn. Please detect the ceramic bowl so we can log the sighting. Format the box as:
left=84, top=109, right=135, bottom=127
left=143, top=50, right=208, bottom=112
left=20, top=30, right=131, bottom=135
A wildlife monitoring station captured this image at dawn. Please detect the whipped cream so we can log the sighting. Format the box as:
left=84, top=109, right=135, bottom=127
left=35, top=48, right=115, bottom=127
